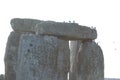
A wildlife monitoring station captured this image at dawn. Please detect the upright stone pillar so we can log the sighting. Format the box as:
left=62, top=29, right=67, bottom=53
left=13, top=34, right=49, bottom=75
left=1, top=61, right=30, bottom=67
left=4, top=31, right=22, bottom=80
left=77, top=40, right=104, bottom=80
left=4, top=18, right=42, bottom=80
left=16, top=34, right=70, bottom=80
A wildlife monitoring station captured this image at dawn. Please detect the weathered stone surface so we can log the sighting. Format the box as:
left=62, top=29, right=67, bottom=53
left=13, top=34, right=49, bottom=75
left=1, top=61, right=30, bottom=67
left=11, top=18, right=43, bottom=32
left=4, top=31, right=23, bottom=80
left=76, top=41, right=104, bottom=80
left=16, top=34, right=70, bottom=80
left=69, top=41, right=82, bottom=80
left=5, top=18, right=104, bottom=80
left=36, top=22, right=97, bottom=40
left=0, top=74, right=5, bottom=80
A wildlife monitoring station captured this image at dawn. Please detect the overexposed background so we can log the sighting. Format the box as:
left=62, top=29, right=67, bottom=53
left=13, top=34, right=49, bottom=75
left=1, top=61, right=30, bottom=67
left=0, top=0, right=120, bottom=78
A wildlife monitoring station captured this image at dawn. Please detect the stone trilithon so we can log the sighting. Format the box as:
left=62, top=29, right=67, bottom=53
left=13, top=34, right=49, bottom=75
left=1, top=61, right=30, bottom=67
left=4, top=18, right=104, bottom=80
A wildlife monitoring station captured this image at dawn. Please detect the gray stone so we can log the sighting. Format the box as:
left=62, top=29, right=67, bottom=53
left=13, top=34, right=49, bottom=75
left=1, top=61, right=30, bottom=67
left=4, top=31, right=23, bottom=80
left=5, top=18, right=104, bottom=80
left=76, top=41, right=104, bottom=80
left=11, top=18, right=43, bottom=32
left=0, top=74, right=5, bottom=80
left=16, top=34, right=70, bottom=80
left=35, top=22, right=97, bottom=40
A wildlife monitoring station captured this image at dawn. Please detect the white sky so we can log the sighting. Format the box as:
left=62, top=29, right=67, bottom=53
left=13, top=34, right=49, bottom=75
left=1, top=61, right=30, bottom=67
left=0, top=0, right=120, bottom=78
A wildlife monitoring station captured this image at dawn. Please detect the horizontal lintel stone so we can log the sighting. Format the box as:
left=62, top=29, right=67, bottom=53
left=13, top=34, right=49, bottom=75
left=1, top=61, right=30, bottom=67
left=11, top=18, right=43, bottom=32
left=36, top=22, right=97, bottom=40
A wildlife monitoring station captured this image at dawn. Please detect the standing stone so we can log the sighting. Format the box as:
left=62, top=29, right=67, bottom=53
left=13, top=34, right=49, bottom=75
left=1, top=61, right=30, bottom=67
left=4, top=31, right=23, bottom=80
left=77, top=40, right=104, bottom=80
left=16, top=34, right=70, bottom=80
left=69, top=41, right=82, bottom=80
left=4, top=18, right=104, bottom=80
left=57, top=39, right=70, bottom=80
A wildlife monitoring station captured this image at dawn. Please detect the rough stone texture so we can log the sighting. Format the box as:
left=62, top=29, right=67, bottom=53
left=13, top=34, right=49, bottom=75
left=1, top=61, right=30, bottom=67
left=69, top=41, right=82, bottom=80
left=0, top=74, right=5, bottom=80
left=4, top=31, right=23, bottom=80
left=76, top=40, right=104, bottom=80
left=4, top=18, right=104, bottom=80
left=16, top=34, right=70, bottom=80
left=35, top=22, right=97, bottom=40
left=11, top=18, right=43, bottom=32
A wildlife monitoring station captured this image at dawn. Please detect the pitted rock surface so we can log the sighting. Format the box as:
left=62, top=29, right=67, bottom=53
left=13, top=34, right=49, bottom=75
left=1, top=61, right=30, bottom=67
left=16, top=34, right=70, bottom=80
